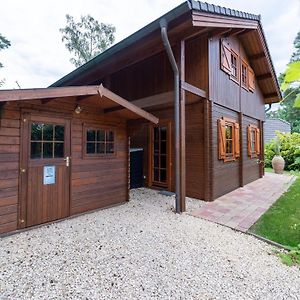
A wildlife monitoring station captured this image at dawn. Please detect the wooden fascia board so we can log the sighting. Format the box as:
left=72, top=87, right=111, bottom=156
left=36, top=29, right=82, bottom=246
left=192, top=12, right=258, bottom=29
left=181, top=81, right=206, bottom=98
left=0, top=86, right=99, bottom=102
left=256, top=25, right=282, bottom=101
left=98, top=84, right=159, bottom=124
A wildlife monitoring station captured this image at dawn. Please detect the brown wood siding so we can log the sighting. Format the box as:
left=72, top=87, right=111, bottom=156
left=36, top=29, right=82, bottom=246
left=128, top=102, right=205, bottom=199
left=0, top=105, right=20, bottom=234
left=211, top=104, right=240, bottom=199
left=242, top=116, right=261, bottom=185
left=0, top=98, right=129, bottom=234
left=209, top=35, right=266, bottom=120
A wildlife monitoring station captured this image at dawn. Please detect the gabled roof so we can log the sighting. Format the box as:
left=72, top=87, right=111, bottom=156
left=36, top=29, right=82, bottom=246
left=51, top=1, right=281, bottom=103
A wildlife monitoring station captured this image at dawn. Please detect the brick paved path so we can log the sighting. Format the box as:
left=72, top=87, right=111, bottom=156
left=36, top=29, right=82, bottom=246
left=191, top=173, right=296, bottom=232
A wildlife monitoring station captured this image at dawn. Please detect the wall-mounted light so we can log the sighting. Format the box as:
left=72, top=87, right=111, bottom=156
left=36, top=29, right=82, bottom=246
left=75, top=104, right=82, bottom=114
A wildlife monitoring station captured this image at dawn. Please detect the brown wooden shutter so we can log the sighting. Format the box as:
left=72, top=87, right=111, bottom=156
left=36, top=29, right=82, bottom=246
left=234, top=122, right=240, bottom=158
left=220, top=39, right=231, bottom=74
left=218, top=118, right=226, bottom=160
left=249, top=67, right=255, bottom=92
left=247, top=125, right=252, bottom=156
left=256, top=128, right=261, bottom=155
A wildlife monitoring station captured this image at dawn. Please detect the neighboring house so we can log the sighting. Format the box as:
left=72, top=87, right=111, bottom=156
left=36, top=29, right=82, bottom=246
left=264, top=118, right=291, bottom=144
left=0, top=0, right=281, bottom=235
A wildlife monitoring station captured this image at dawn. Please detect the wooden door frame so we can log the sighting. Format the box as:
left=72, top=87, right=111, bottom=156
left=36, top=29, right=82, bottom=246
left=148, top=120, right=172, bottom=190
left=18, top=110, right=72, bottom=229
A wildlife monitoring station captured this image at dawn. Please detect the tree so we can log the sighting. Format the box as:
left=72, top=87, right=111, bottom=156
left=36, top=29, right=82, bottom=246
left=270, top=31, right=300, bottom=131
left=60, top=14, right=116, bottom=67
left=0, top=33, right=11, bottom=87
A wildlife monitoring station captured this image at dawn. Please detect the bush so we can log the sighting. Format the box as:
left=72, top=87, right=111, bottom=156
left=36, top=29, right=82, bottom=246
left=265, top=132, right=300, bottom=171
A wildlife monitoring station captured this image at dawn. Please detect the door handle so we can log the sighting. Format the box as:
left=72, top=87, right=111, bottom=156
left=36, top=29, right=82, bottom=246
left=64, top=156, right=71, bottom=167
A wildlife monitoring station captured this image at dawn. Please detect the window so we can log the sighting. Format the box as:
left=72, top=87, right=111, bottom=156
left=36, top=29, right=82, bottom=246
left=85, top=127, right=115, bottom=156
left=231, top=52, right=239, bottom=81
left=30, top=123, right=65, bottom=159
left=218, top=118, right=240, bottom=162
left=241, top=61, right=248, bottom=89
left=248, top=125, right=260, bottom=158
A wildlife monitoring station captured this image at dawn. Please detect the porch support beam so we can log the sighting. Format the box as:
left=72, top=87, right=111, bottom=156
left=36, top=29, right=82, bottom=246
left=179, top=39, right=186, bottom=212
left=181, top=81, right=206, bottom=98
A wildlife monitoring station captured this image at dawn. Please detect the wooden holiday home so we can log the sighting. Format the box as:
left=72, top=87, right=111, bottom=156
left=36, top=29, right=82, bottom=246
left=0, top=1, right=281, bottom=234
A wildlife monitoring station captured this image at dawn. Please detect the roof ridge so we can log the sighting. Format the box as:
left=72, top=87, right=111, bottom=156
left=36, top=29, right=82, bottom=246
left=188, top=0, right=261, bottom=21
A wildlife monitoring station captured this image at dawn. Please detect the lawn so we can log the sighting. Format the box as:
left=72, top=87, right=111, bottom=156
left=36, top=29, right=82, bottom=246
left=250, top=170, right=300, bottom=247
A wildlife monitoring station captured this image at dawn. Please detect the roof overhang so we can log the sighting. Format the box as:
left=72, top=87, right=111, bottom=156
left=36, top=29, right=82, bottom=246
left=50, top=1, right=281, bottom=104
left=0, top=85, right=159, bottom=124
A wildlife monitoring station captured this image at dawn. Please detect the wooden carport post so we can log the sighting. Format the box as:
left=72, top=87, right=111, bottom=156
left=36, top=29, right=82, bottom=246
left=180, top=40, right=186, bottom=212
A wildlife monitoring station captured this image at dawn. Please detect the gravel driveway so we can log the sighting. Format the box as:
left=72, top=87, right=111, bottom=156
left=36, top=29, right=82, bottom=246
left=0, top=188, right=299, bottom=300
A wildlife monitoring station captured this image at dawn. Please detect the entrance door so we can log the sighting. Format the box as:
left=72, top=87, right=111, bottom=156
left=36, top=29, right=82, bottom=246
left=149, top=123, right=171, bottom=189
left=20, top=113, right=71, bottom=228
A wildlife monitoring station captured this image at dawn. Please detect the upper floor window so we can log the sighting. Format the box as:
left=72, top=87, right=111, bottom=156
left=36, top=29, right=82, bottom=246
left=218, top=118, right=240, bottom=162
left=84, top=127, right=115, bottom=157
left=241, top=61, right=248, bottom=89
left=231, top=52, right=239, bottom=81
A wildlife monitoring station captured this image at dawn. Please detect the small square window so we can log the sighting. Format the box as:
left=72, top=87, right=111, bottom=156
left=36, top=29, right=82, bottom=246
left=84, top=127, right=115, bottom=157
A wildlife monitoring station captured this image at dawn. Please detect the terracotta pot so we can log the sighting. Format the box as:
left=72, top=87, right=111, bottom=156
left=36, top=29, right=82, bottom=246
left=272, top=155, right=285, bottom=174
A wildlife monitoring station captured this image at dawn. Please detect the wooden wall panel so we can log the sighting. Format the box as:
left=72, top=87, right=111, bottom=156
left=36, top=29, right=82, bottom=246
left=211, top=104, right=240, bottom=199
left=0, top=104, right=20, bottom=234
left=242, top=116, right=261, bottom=185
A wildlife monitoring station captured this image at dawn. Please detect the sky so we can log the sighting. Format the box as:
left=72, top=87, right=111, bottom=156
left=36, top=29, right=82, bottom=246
left=0, top=0, right=299, bottom=89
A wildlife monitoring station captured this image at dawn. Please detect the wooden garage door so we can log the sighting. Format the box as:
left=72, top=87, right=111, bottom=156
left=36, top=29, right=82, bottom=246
left=19, top=113, right=71, bottom=228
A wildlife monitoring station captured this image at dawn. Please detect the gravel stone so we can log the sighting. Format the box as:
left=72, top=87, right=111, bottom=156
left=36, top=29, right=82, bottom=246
left=0, top=188, right=299, bottom=300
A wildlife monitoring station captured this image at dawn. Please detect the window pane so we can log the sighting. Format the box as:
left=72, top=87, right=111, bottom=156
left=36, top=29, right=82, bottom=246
left=160, top=155, right=166, bottom=169
left=106, top=142, right=114, bottom=154
left=43, top=124, right=54, bottom=141
left=160, top=127, right=167, bottom=141
left=226, top=140, right=233, bottom=154
left=86, top=142, right=95, bottom=154
left=43, top=142, right=53, bottom=158
left=31, top=123, right=42, bottom=141
left=55, top=125, right=64, bottom=141
left=154, top=169, right=159, bottom=181
left=225, top=125, right=233, bottom=139
left=154, top=154, right=159, bottom=168
left=106, top=131, right=114, bottom=142
left=87, top=130, right=96, bottom=142
left=160, top=169, right=167, bottom=183
left=161, top=141, right=167, bottom=155
left=96, top=142, right=105, bottom=154
left=97, top=130, right=105, bottom=142
left=30, top=142, right=42, bottom=159
left=54, top=143, right=64, bottom=158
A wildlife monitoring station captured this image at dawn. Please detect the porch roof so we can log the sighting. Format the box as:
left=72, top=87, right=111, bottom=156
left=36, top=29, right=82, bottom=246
left=0, top=84, right=159, bottom=124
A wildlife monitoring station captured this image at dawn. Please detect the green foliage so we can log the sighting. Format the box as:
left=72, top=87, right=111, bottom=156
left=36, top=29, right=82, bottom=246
left=60, top=14, right=116, bottom=67
left=278, top=244, right=300, bottom=266
left=0, top=33, right=11, bottom=88
left=264, top=132, right=300, bottom=171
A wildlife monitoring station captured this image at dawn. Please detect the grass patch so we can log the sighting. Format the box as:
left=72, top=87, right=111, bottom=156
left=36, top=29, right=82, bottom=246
left=250, top=175, right=300, bottom=248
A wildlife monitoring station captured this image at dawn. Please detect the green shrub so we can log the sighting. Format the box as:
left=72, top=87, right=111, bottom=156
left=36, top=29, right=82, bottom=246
left=265, top=132, right=300, bottom=171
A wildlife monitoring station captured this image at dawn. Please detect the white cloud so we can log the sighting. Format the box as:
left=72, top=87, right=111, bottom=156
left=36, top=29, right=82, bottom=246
left=0, top=0, right=299, bottom=89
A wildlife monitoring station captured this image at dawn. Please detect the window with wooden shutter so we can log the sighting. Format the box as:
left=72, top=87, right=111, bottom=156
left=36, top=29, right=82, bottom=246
left=220, top=39, right=231, bottom=75
left=218, top=118, right=240, bottom=162
left=218, top=118, right=226, bottom=160
left=248, top=67, right=255, bottom=92
left=234, top=123, right=240, bottom=158
left=241, top=60, right=249, bottom=90
left=247, top=124, right=260, bottom=158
